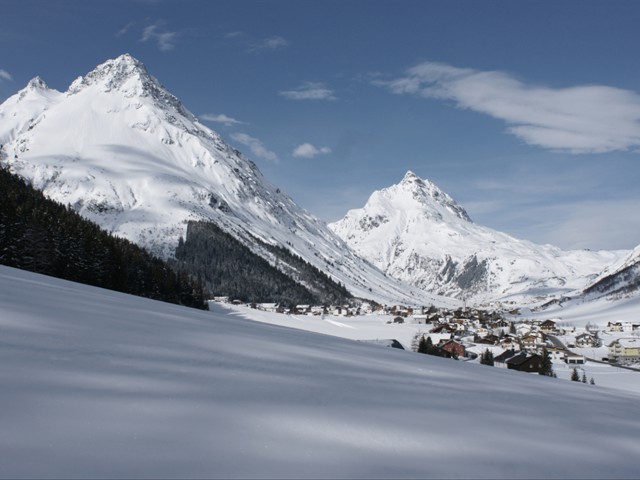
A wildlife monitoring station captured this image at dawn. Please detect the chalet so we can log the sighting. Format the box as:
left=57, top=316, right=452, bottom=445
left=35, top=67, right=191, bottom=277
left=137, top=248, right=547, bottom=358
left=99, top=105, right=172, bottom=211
left=430, top=323, right=457, bottom=335
left=427, top=333, right=455, bottom=346
left=257, top=303, right=279, bottom=313
left=564, top=353, right=586, bottom=365
left=294, top=305, right=311, bottom=315
left=520, top=334, right=540, bottom=351
left=474, top=333, right=500, bottom=345
left=606, top=322, right=634, bottom=332
left=539, top=319, right=557, bottom=334
left=391, top=305, right=409, bottom=317
left=608, top=338, right=640, bottom=363
left=427, top=346, right=454, bottom=358
left=332, top=306, right=348, bottom=316
left=575, top=333, right=598, bottom=348
left=453, top=319, right=468, bottom=332
left=506, top=352, right=544, bottom=373
left=546, top=346, right=566, bottom=361
left=491, top=319, right=511, bottom=334
left=438, top=339, right=466, bottom=359
left=494, top=349, right=518, bottom=369
left=499, top=336, right=521, bottom=351
left=412, top=314, right=429, bottom=324
left=474, top=327, right=491, bottom=338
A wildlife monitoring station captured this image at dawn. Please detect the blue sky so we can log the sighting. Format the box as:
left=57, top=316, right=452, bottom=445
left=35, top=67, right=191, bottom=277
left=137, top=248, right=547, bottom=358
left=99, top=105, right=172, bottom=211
left=2, top=0, right=640, bottom=251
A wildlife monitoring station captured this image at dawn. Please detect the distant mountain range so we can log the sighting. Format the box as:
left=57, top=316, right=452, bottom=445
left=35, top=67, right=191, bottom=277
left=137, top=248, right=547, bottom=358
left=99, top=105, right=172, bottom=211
left=0, top=54, right=450, bottom=307
left=1, top=54, right=636, bottom=307
left=329, top=171, right=630, bottom=304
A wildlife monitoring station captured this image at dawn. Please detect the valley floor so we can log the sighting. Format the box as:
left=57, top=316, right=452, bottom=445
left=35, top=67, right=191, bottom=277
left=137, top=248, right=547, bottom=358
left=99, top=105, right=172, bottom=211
left=217, top=302, right=640, bottom=396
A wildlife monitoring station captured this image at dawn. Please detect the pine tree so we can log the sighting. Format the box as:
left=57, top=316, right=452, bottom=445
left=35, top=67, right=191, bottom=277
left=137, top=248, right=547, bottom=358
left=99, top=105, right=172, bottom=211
left=571, top=367, right=580, bottom=382
left=480, top=349, right=494, bottom=366
left=590, top=377, right=595, bottom=385
left=417, top=336, right=430, bottom=354
left=582, top=371, right=587, bottom=383
left=411, top=332, right=422, bottom=352
left=539, top=348, right=554, bottom=377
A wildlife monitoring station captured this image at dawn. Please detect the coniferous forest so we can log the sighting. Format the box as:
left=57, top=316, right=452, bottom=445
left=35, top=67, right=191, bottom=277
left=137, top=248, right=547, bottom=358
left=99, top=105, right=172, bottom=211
left=0, top=166, right=207, bottom=309
left=174, top=220, right=352, bottom=306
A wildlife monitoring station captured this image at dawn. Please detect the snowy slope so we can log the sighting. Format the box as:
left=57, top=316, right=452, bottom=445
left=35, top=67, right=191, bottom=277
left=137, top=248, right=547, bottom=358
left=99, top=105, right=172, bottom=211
left=582, top=244, right=640, bottom=298
left=0, top=54, right=446, bottom=306
left=1, top=265, right=639, bottom=479
left=330, top=171, right=626, bottom=304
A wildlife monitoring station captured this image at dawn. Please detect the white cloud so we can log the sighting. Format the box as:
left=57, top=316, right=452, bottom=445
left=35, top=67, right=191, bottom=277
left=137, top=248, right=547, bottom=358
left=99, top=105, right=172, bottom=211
left=230, top=132, right=279, bottom=163
left=0, top=69, right=12, bottom=82
left=292, top=143, right=332, bottom=158
left=380, top=61, right=640, bottom=154
left=141, top=21, right=178, bottom=51
left=280, top=82, right=337, bottom=101
left=115, top=22, right=135, bottom=38
left=225, top=31, right=245, bottom=39
left=200, top=113, right=245, bottom=126
left=248, top=35, right=289, bottom=53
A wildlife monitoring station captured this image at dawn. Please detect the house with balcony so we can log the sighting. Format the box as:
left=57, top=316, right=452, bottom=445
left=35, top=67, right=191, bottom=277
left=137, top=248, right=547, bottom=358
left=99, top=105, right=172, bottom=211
left=608, top=338, right=640, bottom=364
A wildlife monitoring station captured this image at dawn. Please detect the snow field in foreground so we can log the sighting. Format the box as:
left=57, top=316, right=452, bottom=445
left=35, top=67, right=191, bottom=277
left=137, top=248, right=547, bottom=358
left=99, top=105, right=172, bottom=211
left=1, top=265, right=639, bottom=478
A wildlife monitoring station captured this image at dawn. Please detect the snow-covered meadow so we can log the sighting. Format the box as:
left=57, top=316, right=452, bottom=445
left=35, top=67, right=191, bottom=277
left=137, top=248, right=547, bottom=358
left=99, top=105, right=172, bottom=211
left=1, top=265, right=640, bottom=479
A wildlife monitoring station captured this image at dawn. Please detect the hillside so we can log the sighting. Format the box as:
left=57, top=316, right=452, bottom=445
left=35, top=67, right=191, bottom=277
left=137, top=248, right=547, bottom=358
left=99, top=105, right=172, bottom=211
left=173, top=220, right=351, bottom=305
left=1, top=264, right=639, bottom=479
left=583, top=245, right=640, bottom=298
left=0, top=166, right=206, bottom=309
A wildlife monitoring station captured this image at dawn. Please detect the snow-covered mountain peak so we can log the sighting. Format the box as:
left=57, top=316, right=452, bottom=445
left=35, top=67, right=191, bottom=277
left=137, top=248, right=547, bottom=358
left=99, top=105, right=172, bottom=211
left=0, top=54, right=452, bottom=306
left=378, top=171, right=471, bottom=223
left=0, top=77, right=62, bottom=144
left=68, top=53, right=150, bottom=93
left=16, top=76, right=58, bottom=103
left=66, top=54, right=193, bottom=122
left=330, top=172, right=627, bottom=303
left=25, top=76, right=50, bottom=91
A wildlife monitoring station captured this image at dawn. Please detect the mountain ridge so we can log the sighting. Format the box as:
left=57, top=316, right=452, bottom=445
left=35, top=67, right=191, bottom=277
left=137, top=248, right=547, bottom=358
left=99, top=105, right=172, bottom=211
left=0, top=54, right=453, bottom=307
left=330, top=171, right=628, bottom=304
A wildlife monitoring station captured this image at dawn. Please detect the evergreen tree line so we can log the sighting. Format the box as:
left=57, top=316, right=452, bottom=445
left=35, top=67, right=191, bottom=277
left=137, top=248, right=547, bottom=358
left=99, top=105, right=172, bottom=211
left=260, top=241, right=352, bottom=305
left=173, top=221, right=352, bottom=307
left=0, top=166, right=207, bottom=309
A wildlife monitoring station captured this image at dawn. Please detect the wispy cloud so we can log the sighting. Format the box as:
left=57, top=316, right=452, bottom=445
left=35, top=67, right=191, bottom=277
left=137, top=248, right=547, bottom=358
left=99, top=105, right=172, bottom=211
left=230, top=132, right=279, bottom=163
left=0, top=69, right=12, bottom=82
left=225, top=30, right=245, bottom=39
left=200, top=113, right=245, bottom=126
left=141, top=21, right=178, bottom=51
left=248, top=35, right=289, bottom=53
left=379, top=61, right=640, bottom=154
left=279, top=82, right=337, bottom=101
left=115, top=22, right=135, bottom=38
left=292, top=143, right=332, bottom=158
